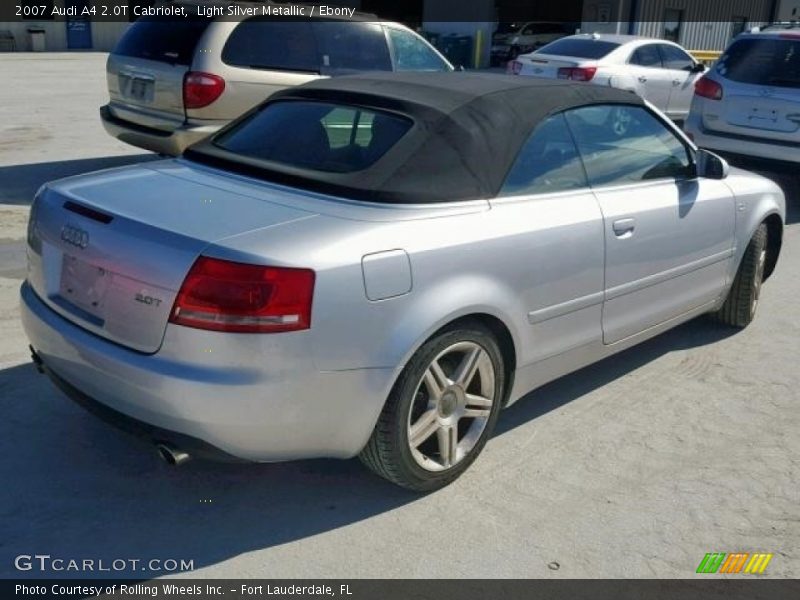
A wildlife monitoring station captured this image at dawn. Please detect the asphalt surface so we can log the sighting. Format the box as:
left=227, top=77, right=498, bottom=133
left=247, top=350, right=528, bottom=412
left=0, top=54, right=797, bottom=579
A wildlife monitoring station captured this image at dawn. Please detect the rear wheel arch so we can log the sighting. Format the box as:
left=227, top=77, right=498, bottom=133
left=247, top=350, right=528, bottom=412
left=429, top=313, right=517, bottom=407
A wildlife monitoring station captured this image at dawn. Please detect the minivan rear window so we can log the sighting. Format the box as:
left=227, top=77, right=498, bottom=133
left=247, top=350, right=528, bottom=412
left=535, top=38, right=620, bottom=59
left=717, top=38, right=800, bottom=88
left=222, top=20, right=319, bottom=72
left=113, top=17, right=211, bottom=65
left=222, top=19, right=392, bottom=74
left=213, top=101, right=412, bottom=173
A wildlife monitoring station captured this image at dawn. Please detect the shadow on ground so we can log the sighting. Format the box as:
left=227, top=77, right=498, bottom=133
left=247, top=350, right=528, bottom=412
left=0, top=316, right=735, bottom=578
left=0, top=154, right=157, bottom=205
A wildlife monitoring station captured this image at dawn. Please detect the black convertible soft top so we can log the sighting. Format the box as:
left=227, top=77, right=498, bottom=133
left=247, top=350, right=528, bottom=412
left=186, top=72, right=646, bottom=203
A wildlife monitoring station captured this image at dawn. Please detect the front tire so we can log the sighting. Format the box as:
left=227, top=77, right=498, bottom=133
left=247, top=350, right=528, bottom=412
left=715, top=224, right=768, bottom=327
left=359, top=322, right=505, bottom=492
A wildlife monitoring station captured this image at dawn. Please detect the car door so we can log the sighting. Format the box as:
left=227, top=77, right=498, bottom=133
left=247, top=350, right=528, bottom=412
left=489, top=113, right=605, bottom=363
left=626, top=44, right=672, bottom=111
left=658, top=43, right=702, bottom=119
left=563, top=105, right=736, bottom=344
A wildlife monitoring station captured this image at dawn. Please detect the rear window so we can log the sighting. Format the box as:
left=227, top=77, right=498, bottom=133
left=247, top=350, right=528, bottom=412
left=314, top=22, right=392, bottom=73
left=535, top=38, right=620, bottom=59
left=222, top=19, right=392, bottom=74
left=213, top=101, right=412, bottom=173
left=222, top=20, right=319, bottom=72
left=717, top=37, right=800, bottom=88
left=113, top=17, right=210, bottom=65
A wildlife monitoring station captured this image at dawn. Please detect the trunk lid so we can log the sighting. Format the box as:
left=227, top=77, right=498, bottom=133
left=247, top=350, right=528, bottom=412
left=516, top=54, right=582, bottom=78
left=701, top=80, right=800, bottom=142
left=26, top=160, right=316, bottom=353
left=106, top=17, right=212, bottom=131
left=701, top=35, right=800, bottom=143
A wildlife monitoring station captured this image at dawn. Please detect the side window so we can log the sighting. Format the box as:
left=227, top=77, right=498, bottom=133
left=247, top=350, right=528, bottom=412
left=313, top=22, right=392, bottom=74
left=386, top=27, right=450, bottom=71
left=563, top=105, right=694, bottom=187
left=658, top=44, right=695, bottom=70
left=629, top=44, right=662, bottom=68
left=222, top=20, right=319, bottom=72
left=500, top=113, right=588, bottom=196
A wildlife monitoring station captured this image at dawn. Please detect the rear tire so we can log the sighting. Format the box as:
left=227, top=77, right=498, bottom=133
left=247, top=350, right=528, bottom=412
left=715, top=224, right=768, bottom=328
left=359, top=322, right=505, bottom=492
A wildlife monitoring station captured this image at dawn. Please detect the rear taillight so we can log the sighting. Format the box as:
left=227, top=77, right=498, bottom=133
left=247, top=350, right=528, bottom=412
left=508, top=60, right=522, bottom=75
left=183, top=72, right=225, bottom=109
left=694, top=76, right=723, bottom=100
left=557, top=67, right=597, bottom=82
left=170, top=257, right=315, bottom=333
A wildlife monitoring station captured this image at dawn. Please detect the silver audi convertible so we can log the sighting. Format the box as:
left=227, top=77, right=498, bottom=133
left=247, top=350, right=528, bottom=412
left=22, top=72, right=784, bottom=491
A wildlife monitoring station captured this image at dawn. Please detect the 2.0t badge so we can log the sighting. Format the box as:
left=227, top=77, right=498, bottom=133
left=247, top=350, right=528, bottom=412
left=60, top=224, right=89, bottom=249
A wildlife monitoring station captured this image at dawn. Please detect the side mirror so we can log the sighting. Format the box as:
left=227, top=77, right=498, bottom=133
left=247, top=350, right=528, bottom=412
left=690, top=62, right=706, bottom=73
left=696, top=148, right=729, bottom=180
left=454, top=64, right=466, bottom=72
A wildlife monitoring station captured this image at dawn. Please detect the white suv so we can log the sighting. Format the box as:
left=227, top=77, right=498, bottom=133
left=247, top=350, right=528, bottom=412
left=684, top=27, right=800, bottom=164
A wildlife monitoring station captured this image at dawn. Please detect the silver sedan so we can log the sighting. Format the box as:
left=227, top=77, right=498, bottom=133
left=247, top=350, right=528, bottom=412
left=21, top=73, right=785, bottom=491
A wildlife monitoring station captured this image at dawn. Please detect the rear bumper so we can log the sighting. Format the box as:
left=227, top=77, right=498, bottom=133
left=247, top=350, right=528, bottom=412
left=685, top=117, right=800, bottom=165
left=32, top=347, right=245, bottom=462
left=100, top=104, right=222, bottom=156
left=20, top=281, right=397, bottom=462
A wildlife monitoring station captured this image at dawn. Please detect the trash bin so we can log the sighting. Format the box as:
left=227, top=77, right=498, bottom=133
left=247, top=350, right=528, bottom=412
left=27, top=27, right=46, bottom=52
left=437, top=35, right=473, bottom=69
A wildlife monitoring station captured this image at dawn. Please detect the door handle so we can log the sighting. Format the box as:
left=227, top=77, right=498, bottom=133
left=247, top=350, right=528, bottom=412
left=672, top=79, right=681, bottom=85
left=638, top=76, right=647, bottom=83
left=612, top=218, right=636, bottom=237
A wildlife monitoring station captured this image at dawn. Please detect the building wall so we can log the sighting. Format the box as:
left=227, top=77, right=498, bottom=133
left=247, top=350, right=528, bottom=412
left=0, top=20, right=130, bottom=51
left=777, top=0, right=800, bottom=19
left=632, top=0, right=774, bottom=49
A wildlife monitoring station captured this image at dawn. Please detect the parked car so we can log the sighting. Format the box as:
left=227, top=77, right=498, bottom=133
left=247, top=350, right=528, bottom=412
left=25, top=73, right=784, bottom=491
left=684, top=27, right=800, bottom=164
left=490, top=21, right=573, bottom=65
left=101, top=5, right=452, bottom=156
left=509, top=33, right=707, bottom=120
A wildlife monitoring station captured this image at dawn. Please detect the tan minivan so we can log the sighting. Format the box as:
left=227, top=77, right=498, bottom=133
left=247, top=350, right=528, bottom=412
left=101, top=4, right=453, bottom=155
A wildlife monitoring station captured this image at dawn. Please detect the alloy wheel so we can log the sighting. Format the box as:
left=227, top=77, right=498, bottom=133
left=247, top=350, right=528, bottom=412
left=406, top=341, right=496, bottom=471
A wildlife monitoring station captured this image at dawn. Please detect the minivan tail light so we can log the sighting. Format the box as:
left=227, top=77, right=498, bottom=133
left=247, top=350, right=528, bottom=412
left=694, top=76, right=723, bottom=100
left=183, top=72, right=225, bottom=109
left=170, top=257, right=315, bottom=333
left=557, top=66, right=597, bottom=81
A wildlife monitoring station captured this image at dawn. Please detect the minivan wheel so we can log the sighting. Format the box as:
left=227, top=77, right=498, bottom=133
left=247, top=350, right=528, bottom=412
left=359, top=323, right=505, bottom=492
left=715, top=224, right=768, bottom=328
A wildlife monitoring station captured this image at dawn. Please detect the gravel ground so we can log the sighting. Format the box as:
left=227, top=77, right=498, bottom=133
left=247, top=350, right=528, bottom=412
left=0, top=54, right=797, bottom=580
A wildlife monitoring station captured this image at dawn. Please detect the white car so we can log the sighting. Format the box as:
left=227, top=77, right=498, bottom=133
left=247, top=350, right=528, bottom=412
left=509, top=33, right=707, bottom=120
left=684, top=26, right=800, bottom=164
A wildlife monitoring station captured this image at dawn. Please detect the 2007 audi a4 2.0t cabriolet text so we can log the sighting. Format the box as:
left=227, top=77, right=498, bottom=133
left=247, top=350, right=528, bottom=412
left=22, top=73, right=784, bottom=491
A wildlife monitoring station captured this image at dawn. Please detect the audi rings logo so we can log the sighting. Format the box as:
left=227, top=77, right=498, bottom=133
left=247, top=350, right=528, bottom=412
left=61, top=224, right=89, bottom=249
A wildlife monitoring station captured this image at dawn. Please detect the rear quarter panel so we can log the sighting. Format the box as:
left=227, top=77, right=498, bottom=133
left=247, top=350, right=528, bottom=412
left=208, top=187, right=605, bottom=389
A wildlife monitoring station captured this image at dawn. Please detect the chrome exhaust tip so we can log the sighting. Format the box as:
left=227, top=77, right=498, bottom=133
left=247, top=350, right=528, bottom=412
left=155, top=443, right=191, bottom=466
